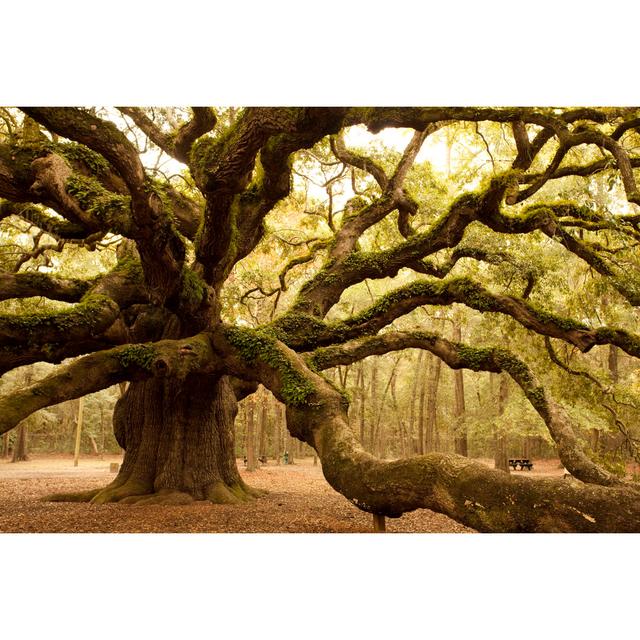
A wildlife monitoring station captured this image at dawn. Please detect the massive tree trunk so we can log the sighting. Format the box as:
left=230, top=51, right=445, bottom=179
left=49, top=375, right=260, bottom=504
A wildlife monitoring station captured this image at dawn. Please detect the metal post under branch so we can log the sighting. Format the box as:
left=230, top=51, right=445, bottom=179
left=373, top=513, right=386, bottom=532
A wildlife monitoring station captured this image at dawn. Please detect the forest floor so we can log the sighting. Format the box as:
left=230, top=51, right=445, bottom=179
left=0, top=454, right=614, bottom=533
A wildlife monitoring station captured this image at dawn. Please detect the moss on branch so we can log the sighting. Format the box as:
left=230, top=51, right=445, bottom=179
left=58, top=142, right=111, bottom=176
left=178, top=267, right=207, bottom=309
left=115, top=344, right=157, bottom=371
left=224, top=326, right=315, bottom=406
left=65, top=174, right=130, bottom=230
left=0, top=293, right=119, bottom=344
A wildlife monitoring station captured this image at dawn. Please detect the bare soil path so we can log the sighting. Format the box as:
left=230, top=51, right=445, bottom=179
left=0, top=454, right=477, bottom=533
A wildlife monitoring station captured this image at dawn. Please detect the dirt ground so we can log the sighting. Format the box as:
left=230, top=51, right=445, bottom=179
left=0, top=454, right=575, bottom=533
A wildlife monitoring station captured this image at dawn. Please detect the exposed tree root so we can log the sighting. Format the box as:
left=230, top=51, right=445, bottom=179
left=42, top=479, right=267, bottom=506
left=90, top=478, right=152, bottom=504
left=44, top=487, right=102, bottom=502
left=118, top=490, right=195, bottom=505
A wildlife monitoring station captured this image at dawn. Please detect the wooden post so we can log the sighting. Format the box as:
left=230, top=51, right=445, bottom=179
left=373, top=513, right=386, bottom=532
left=73, top=396, right=84, bottom=467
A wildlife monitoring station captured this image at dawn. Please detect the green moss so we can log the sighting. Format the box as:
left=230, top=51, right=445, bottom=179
left=66, top=174, right=129, bottom=227
left=16, top=272, right=90, bottom=297
left=307, top=347, right=333, bottom=371
left=455, top=344, right=496, bottom=370
left=341, top=251, right=389, bottom=278
left=325, top=377, right=351, bottom=406
left=346, top=281, right=445, bottom=328
left=450, top=278, right=497, bottom=312
left=0, top=293, right=115, bottom=337
left=525, top=302, right=587, bottom=331
left=271, top=312, right=329, bottom=345
left=493, top=350, right=534, bottom=383
left=595, top=327, right=617, bottom=342
left=0, top=142, right=50, bottom=184
left=18, top=272, right=55, bottom=291
left=451, top=191, right=482, bottom=210
left=225, top=326, right=315, bottom=406
left=526, top=386, right=548, bottom=412
left=143, top=177, right=176, bottom=219
left=595, top=327, right=640, bottom=357
left=179, top=267, right=206, bottom=308
left=113, top=256, right=144, bottom=284
left=58, top=142, right=110, bottom=176
left=115, top=344, right=157, bottom=371
left=190, top=135, right=225, bottom=180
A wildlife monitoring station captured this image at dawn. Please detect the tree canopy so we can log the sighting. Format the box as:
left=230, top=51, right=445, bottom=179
left=1, top=106, right=640, bottom=531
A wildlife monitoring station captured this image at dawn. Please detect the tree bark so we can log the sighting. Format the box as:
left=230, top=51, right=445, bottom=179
left=286, top=431, right=296, bottom=464
left=372, top=359, right=398, bottom=458
left=452, top=325, right=467, bottom=456
left=11, top=423, right=28, bottom=462
left=407, top=351, right=424, bottom=454
left=257, top=388, right=268, bottom=460
left=494, top=374, right=510, bottom=473
left=425, top=357, right=442, bottom=453
left=245, top=394, right=257, bottom=471
left=608, top=344, right=619, bottom=383
left=357, top=362, right=366, bottom=446
left=390, top=371, right=407, bottom=457
left=47, top=375, right=260, bottom=504
left=369, top=360, right=378, bottom=452
left=12, top=368, right=32, bottom=462
left=100, top=405, right=106, bottom=459
left=274, top=398, right=283, bottom=464
left=417, top=360, right=426, bottom=455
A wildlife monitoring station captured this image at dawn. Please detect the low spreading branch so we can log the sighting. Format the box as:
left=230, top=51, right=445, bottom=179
left=0, top=270, right=90, bottom=302
left=276, top=276, right=640, bottom=360
left=211, top=325, right=640, bottom=531
left=0, top=332, right=219, bottom=436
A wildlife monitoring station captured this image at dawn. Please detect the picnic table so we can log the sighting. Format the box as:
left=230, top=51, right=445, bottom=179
left=508, top=458, right=533, bottom=471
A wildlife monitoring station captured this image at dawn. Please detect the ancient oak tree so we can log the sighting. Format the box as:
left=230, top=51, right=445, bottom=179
left=1, top=107, right=640, bottom=530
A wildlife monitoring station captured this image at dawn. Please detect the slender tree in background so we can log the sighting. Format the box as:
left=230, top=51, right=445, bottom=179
left=11, top=422, right=28, bottom=462
left=73, top=396, right=84, bottom=467
left=273, top=397, right=283, bottom=465
left=493, top=374, right=510, bottom=473
left=11, top=369, right=32, bottom=462
left=245, top=395, right=257, bottom=472
left=452, top=324, right=468, bottom=457
left=2, top=107, right=640, bottom=530
left=257, top=388, right=268, bottom=461
left=425, top=357, right=442, bottom=454
left=407, top=351, right=424, bottom=454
